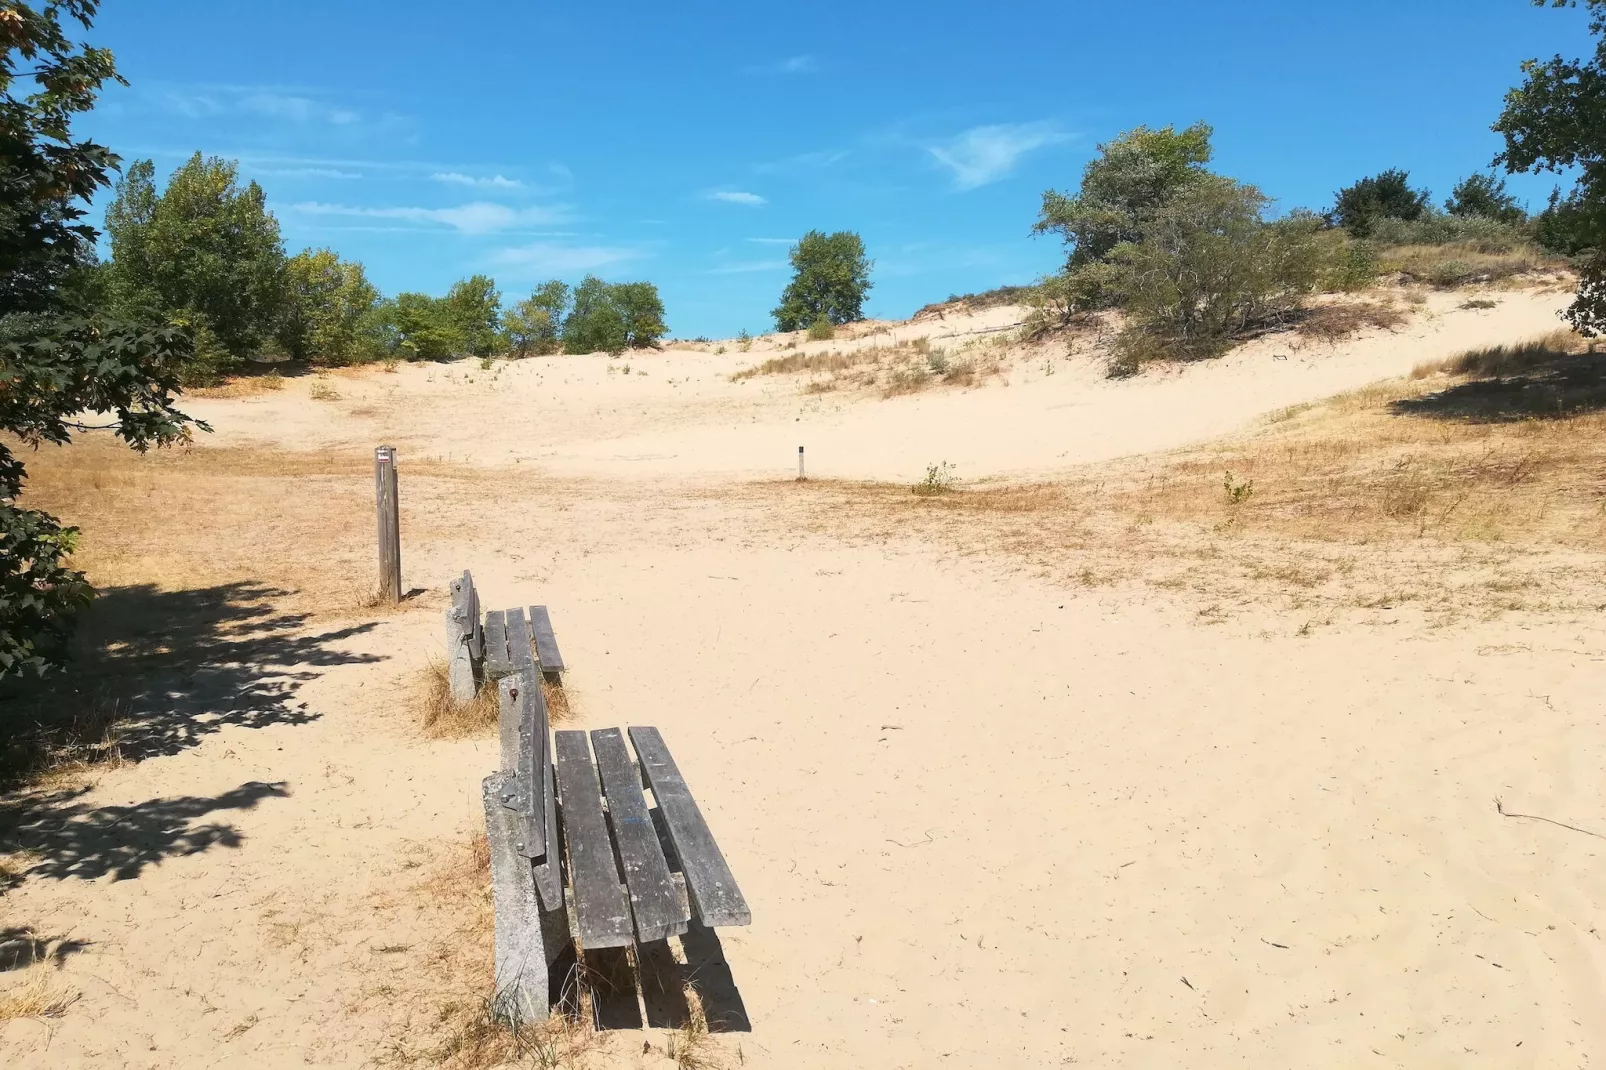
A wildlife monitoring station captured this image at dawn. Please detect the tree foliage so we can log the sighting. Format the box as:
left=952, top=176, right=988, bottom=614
left=279, top=249, right=383, bottom=365
left=561, top=276, right=666, bottom=354
left=103, top=153, right=287, bottom=380
left=1109, top=179, right=1325, bottom=369
left=440, top=274, right=502, bottom=357
left=1327, top=169, right=1433, bottom=237
left=503, top=280, right=568, bottom=356
left=2, top=0, right=203, bottom=678
left=1495, top=0, right=1606, bottom=332
left=772, top=230, right=873, bottom=331
left=1445, top=172, right=1528, bottom=223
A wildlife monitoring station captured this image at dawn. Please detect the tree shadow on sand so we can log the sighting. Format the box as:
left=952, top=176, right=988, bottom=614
left=0, top=580, right=390, bottom=885
left=1390, top=352, right=1606, bottom=423
left=1, top=581, right=384, bottom=779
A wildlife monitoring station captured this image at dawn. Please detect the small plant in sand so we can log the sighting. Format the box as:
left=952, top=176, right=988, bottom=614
left=925, top=349, right=951, bottom=375
left=913, top=461, right=957, bottom=496
left=479, top=356, right=494, bottom=370
left=807, top=314, right=836, bottom=342
left=381, top=355, right=401, bottom=373
left=714, top=345, right=727, bottom=355
left=736, top=328, right=753, bottom=352
left=1223, top=470, right=1255, bottom=504
left=309, top=378, right=341, bottom=401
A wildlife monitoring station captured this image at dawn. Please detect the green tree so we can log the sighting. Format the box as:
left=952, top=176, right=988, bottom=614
left=1495, top=0, right=1606, bottom=332
left=2, top=0, right=203, bottom=678
left=279, top=249, right=383, bottom=365
left=772, top=230, right=873, bottom=331
left=502, top=280, right=568, bottom=356
left=611, top=281, right=667, bottom=349
left=380, top=292, right=459, bottom=360
left=103, top=153, right=288, bottom=380
left=1328, top=169, right=1432, bottom=237
left=1445, top=172, right=1528, bottom=223
left=562, top=275, right=627, bottom=354
left=1108, top=176, right=1324, bottom=369
left=440, top=274, right=501, bottom=356
left=1034, top=123, right=1215, bottom=268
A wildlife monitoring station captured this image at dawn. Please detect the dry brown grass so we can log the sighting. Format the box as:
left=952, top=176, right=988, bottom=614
left=729, top=337, right=1004, bottom=398
left=1380, top=242, right=1566, bottom=288
left=1295, top=300, right=1408, bottom=343
left=0, top=966, right=79, bottom=1023
left=1411, top=328, right=1587, bottom=379
left=416, top=661, right=500, bottom=739
left=727, top=331, right=1606, bottom=623
left=188, top=371, right=285, bottom=399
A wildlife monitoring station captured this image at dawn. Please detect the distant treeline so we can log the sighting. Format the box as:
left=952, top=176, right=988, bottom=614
left=91, top=154, right=668, bottom=383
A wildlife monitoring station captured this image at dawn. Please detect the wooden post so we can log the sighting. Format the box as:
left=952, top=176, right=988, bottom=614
left=374, top=446, right=401, bottom=602
left=482, top=772, right=549, bottom=1025
left=797, top=445, right=805, bottom=481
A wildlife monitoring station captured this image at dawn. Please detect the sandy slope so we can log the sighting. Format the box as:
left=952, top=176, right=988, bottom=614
left=185, top=289, right=1570, bottom=483
left=5, top=287, right=1605, bottom=1068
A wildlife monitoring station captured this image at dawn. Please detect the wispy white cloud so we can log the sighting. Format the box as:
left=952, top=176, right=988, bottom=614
left=753, top=148, right=848, bottom=175
left=746, top=54, right=818, bottom=75
left=159, top=87, right=361, bottom=126
left=745, top=237, right=796, bottom=245
left=239, top=91, right=361, bottom=125
left=255, top=166, right=364, bottom=180
left=708, top=190, right=767, bottom=207
left=287, top=201, right=571, bottom=234
left=705, top=260, right=788, bottom=275
left=490, top=242, right=646, bottom=275
left=433, top=172, right=524, bottom=190
left=927, top=121, right=1071, bottom=190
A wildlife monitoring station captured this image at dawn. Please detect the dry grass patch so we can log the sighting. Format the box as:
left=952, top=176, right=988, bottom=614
left=1295, top=300, right=1408, bottom=343
left=732, top=331, right=1606, bottom=621
left=416, top=660, right=500, bottom=739
left=1380, top=242, right=1565, bottom=288
left=188, top=370, right=285, bottom=398
left=0, top=966, right=79, bottom=1023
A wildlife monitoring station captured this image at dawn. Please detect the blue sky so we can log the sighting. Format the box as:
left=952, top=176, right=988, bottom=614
left=80, top=0, right=1593, bottom=339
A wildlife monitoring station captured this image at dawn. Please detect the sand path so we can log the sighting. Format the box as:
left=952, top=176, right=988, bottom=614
left=5, top=290, right=1605, bottom=1067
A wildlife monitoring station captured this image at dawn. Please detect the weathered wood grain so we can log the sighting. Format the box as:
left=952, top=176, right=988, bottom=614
left=373, top=446, right=401, bottom=603
left=481, top=771, right=546, bottom=1024
left=590, top=728, right=688, bottom=942
left=552, top=731, right=633, bottom=949
left=505, top=607, right=536, bottom=674
left=628, top=727, right=750, bottom=928
left=483, top=610, right=510, bottom=679
left=528, top=605, right=565, bottom=674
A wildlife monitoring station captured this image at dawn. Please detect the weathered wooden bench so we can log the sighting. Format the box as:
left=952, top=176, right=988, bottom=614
left=450, top=571, right=748, bottom=1024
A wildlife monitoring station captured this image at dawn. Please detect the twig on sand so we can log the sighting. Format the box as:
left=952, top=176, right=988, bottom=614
left=1495, top=797, right=1606, bottom=839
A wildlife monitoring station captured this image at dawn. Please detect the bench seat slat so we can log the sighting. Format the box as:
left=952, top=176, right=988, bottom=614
left=590, top=728, right=688, bottom=942
left=553, top=731, right=634, bottom=949
left=529, top=605, right=565, bottom=673
left=504, top=607, right=536, bottom=675
left=483, top=610, right=510, bottom=678
left=627, top=727, right=750, bottom=928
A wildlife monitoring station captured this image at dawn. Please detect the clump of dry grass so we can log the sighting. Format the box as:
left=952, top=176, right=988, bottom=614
left=728, top=348, right=874, bottom=381
left=0, top=967, right=79, bottom=1023
left=188, top=370, right=285, bottom=399
left=417, top=660, right=500, bottom=739
left=1381, top=242, right=1562, bottom=288
left=1412, top=328, right=1584, bottom=379
left=309, top=378, right=342, bottom=401
left=1296, top=301, right=1408, bottom=343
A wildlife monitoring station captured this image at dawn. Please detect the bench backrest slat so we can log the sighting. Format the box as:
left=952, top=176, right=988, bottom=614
left=627, top=727, right=750, bottom=928
left=590, top=728, right=688, bottom=942
left=553, top=730, right=635, bottom=949
left=463, top=570, right=484, bottom=659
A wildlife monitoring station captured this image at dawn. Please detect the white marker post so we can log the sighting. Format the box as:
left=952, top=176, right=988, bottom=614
left=797, top=445, right=805, bottom=481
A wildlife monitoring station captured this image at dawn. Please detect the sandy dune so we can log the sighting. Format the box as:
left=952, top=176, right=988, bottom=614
left=187, top=289, right=1570, bottom=483
left=5, top=286, right=1605, bottom=1068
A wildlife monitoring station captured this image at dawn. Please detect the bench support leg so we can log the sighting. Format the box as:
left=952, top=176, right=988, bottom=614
left=482, top=772, right=568, bottom=1022
left=446, top=607, right=475, bottom=704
